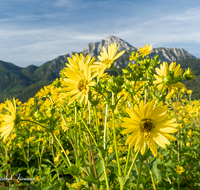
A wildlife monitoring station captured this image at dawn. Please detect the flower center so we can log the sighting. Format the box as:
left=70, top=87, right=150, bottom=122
left=103, top=58, right=110, bottom=65
left=78, top=79, right=87, bottom=91
left=140, top=119, right=154, bottom=132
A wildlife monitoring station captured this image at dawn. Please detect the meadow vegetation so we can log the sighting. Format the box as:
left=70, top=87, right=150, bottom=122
left=0, top=44, right=199, bottom=190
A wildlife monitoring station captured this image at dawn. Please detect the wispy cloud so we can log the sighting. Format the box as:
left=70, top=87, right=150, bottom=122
left=0, top=0, right=200, bottom=67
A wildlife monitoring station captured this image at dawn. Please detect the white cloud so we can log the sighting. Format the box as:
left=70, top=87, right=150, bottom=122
left=1, top=2, right=200, bottom=67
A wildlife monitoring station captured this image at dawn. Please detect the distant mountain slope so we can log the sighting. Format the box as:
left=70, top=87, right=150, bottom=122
left=0, top=36, right=198, bottom=103
left=176, top=58, right=200, bottom=100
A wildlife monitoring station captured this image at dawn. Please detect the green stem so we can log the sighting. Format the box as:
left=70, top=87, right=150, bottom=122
left=93, top=105, right=100, bottom=137
left=111, top=93, right=122, bottom=177
left=104, top=103, right=109, bottom=149
left=75, top=102, right=78, bottom=158
left=124, top=149, right=130, bottom=175
left=136, top=159, right=144, bottom=190
left=127, top=149, right=139, bottom=176
left=100, top=151, right=110, bottom=190
left=5, top=147, right=9, bottom=188
left=146, top=158, right=157, bottom=190
left=149, top=169, right=157, bottom=190
left=78, top=115, right=97, bottom=147
left=112, top=65, right=121, bottom=76
left=79, top=108, right=110, bottom=189
left=20, top=119, right=49, bottom=130
left=49, top=95, right=68, bottom=131
left=178, top=174, right=180, bottom=190
left=52, top=133, right=71, bottom=167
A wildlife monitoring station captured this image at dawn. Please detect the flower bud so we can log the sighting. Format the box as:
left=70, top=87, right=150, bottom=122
left=183, top=68, right=195, bottom=80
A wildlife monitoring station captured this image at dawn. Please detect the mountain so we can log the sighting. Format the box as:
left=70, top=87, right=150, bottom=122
left=0, top=36, right=199, bottom=103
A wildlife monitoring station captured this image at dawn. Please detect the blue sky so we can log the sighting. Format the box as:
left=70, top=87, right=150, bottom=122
left=0, top=0, right=200, bottom=68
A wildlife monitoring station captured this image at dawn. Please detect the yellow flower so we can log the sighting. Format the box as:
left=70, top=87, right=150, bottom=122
left=121, top=99, right=178, bottom=157
left=188, top=129, right=192, bottom=136
left=97, top=112, right=104, bottom=127
left=187, top=90, right=192, bottom=94
left=108, top=146, right=114, bottom=154
left=129, top=52, right=140, bottom=61
left=154, top=62, right=185, bottom=92
left=59, top=60, right=97, bottom=105
left=36, top=85, right=55, bottom=98
left=183, top=118, right=188, bottom=123
left=54, top=129, right=60, bottom=135
left=138, top=44, right=152, bottom=57
left=0, top=98, right=20, bottom=141
left=66, top=149, right=70, bottom=155
left=36, top=176, right=41, bottom=181
left=186, top=142, right=190, bottom=147
left=180, top=87, right=187, bottom=93
left=183, top=68, right=195, bottom=80
left=66, top=53, right=96, bottom=72
left=94, top=43, right=125, bottom=70
left=71, top=183, right=82, bottom=189
left=54, top=154, right=61, bottom=162
left=26, top=136, right=35, bottom=143
left=11, top=133, right=17, bottom=140
left=176, top=166, right=185, bottom=175
left=17, top=143, right=22, bottom=148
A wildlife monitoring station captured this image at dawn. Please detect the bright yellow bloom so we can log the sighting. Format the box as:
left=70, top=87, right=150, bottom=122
left=36, top=85, right=55, bottom=98
left=66, top=53, right=96, bottom=72
left=0, top=98, right=20, bottom=141
left=36, top=176, right=41, bottom=181
left=54, top=153, right=61, bottom=162
left=138, top=44, right=152, bottom=57
left=60, top=60, right=98, bottom=105
left=71, top=183, right=82, bottom=189
left=180, top=87, right=187, bottom=93
left=26, top=136, right=35, bottom=143
left=183, top=118, right=188, bottom=123
left=154, top=62, right=185, bottom=92
left=17, top=143, right=22, bottom=148
left=108, top=146, right=114, bottom=154
left=121, top=99, right=178, bottom=157
left=183, top=68, right=195, bottom=80
left=129, top=52, right=140, bottom=61
left=176, top=166, right=185, bottom=175
left=54, top=129, right=60, bottom=135
left=187, top=90, right=192, bottom=94
left=188, top=129, right=192, bottom=136
left=186, top=142, right=190, bottom=147
left=94, top=43, right=125, bottom=70
left=66, top=149, right=70, bottom=155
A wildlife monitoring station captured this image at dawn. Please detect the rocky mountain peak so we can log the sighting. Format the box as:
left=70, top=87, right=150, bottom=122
left=150, top=47, right=195, bottom=63
left=48, top=36, right=196, bottom=72
left=82, top=35, right=137, bottom=58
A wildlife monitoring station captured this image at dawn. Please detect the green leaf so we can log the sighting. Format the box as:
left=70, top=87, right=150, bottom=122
left=164, top=160, right=175, bottom=168
left=63, top=165, right=79, bottom=177
left=96, top=160, right=104, bottom=178
left=75, top=155, right=84, bottom=168
left=108, top=153, right=115, bottom=162
left=83, top=176, right=105, bottom=185
left=118, top=175, right=129, bottom=186
left=11, top=167, right=27, bottom=176
left=148, top=158, right=163, bottom=182
left=97, top=146, right=108, bottom=158
left=41, top=164, right=48, bottom=168
left=28, top=185, right=36, bottom=190
left=17, top=158, right=28, bottom=165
